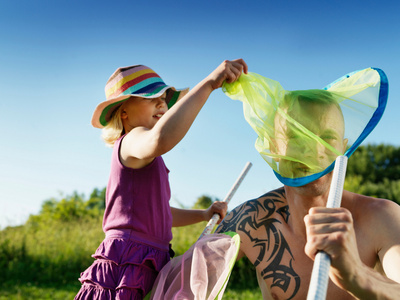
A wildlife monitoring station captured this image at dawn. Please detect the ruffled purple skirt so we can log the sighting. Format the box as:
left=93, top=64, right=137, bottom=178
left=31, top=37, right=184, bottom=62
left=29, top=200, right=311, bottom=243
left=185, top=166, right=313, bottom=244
left=75, top=229, right=171, bottom=300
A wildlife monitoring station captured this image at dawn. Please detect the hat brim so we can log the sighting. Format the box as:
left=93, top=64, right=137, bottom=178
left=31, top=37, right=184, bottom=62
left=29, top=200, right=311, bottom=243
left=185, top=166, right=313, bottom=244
left=91, top=86, right=189, bottom=128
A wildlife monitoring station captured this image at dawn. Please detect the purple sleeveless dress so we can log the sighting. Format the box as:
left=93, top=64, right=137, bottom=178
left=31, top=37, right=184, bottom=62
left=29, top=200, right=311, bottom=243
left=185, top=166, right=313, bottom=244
left=75, top=135, right=173, bottom=299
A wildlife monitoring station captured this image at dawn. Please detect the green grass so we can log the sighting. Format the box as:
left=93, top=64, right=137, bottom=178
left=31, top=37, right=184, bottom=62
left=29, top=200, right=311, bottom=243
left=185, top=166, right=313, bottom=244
left=0, top=216, right=260, bottom=299
left=223, top=288, right=262, bottom=299
left=0, top=284, right=262, bottom=300
left=0, top=283, right=79, bottom=300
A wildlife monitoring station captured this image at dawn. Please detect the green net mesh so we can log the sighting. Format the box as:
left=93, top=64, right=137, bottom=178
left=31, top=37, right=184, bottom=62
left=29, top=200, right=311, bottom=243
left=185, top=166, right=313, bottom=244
left=223, top=68, right=388, bottom=186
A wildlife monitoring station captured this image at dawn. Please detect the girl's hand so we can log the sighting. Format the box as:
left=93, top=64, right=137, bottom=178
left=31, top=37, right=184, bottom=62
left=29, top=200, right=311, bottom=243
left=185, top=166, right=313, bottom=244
left=204, top=201, right=228, bottom=223
left=206, top=59, right=248, bottom=90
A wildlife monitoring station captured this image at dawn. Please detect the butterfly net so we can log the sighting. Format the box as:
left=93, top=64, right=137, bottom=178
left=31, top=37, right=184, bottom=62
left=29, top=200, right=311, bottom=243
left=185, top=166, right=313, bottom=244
left=150, top=232, right=240, bottom=300
left=223, top=67, right=388, bottom=186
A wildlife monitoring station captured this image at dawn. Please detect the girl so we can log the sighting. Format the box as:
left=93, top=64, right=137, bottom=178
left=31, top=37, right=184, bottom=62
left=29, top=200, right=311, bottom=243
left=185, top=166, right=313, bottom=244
left=75, top=59, right=248, bottom=299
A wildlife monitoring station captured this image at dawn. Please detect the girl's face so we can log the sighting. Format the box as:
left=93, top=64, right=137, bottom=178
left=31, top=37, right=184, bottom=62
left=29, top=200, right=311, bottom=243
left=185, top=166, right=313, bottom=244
left=121, top=93, right=168, bottom=132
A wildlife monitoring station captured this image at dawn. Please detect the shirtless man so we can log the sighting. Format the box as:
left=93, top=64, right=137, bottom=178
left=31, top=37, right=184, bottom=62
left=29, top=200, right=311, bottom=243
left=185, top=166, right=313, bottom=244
left=216, top=91, right=400, bottom=299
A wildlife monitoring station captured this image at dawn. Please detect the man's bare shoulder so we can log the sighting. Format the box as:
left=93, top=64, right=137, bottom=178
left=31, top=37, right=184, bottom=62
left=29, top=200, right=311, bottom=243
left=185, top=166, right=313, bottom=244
left=216, top=187, right=288, bottom=234
left=217, top=187, right=304, bottom=299
left=344, top=190, right=400, bottom=253
left=344, top=190, right=400, bottom=224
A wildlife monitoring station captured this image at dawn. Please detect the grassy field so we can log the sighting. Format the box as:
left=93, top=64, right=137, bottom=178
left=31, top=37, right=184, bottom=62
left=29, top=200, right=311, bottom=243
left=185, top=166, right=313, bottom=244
left=0, top=284, right=262, bottom=300
left=0, top=215, right=261, bottom=299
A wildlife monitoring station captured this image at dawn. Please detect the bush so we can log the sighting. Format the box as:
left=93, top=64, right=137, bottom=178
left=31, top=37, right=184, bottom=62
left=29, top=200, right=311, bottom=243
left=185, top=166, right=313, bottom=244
left=0, top=215, right=104, bottom=287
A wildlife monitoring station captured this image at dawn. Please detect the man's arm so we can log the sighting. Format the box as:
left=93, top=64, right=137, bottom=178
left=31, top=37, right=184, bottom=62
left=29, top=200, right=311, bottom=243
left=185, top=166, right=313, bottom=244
left=216, top=188, right=302, bottom=299
left=304, top=197, right=400, bottom=299
left=215, top=200, right=250, bottom=260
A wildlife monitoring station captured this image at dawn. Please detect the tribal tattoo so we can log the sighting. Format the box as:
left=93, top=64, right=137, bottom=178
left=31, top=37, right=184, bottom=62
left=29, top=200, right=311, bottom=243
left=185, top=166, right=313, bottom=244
left=217, top=188, right=300, bottom=299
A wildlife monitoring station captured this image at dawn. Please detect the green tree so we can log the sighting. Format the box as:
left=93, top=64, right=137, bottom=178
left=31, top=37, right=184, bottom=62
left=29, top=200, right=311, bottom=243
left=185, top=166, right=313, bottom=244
left=192, top=195, right=220, bottom=209
left=86, top=187, right=106, bottom=210
left=345, top=144, right=400, bottom=204
left=346, top=144, right=400, bottom=183
left=27, top=188, right=106, bottom=226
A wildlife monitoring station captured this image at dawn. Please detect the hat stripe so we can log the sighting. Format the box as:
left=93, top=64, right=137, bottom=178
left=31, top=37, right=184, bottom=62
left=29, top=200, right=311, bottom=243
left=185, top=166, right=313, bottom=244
left=107, top=74, right=163, bottom=99
left=133, top=83, right=166, bottom=96
left=106, top=69, right=160, bottom=98
left=106, top=68, right=156, bottom=93
left=117, top=77, right=165, bottom=98
left=167, top=91, right=180, bottom=108
left=107, top=65, right=149, bottom=84
left=99, top=99, right=127, bottom=127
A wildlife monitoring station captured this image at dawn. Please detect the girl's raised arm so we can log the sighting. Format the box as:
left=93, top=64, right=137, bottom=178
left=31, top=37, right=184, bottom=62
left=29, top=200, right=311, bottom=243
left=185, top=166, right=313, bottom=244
left=121, top=59, right=248, bottom=166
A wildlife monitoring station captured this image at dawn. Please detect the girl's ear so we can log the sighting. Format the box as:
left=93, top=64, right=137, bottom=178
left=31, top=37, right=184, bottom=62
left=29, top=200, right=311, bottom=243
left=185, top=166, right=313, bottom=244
left=121, top=109, right=128, bottom=120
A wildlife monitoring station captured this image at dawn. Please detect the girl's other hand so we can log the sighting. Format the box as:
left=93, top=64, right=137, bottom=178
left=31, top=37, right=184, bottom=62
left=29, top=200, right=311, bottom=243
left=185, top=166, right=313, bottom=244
left=204, top=201, right=228, bottom=223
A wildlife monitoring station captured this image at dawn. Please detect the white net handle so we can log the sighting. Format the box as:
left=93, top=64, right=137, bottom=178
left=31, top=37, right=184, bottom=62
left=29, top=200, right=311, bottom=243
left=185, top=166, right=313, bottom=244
left=198, top=162, right=252, bottom=239
left=307, top=155, right=348, bottom=300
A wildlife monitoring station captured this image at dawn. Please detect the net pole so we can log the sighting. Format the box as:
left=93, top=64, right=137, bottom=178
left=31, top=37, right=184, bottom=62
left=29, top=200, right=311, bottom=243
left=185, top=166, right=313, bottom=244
left=198, top=162, right=252, bottom=240
left=306, top=155, right=348, bottom=300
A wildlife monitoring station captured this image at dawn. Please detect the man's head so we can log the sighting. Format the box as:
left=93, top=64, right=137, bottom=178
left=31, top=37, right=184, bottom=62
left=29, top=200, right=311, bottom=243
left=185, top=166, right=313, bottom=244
left=223, top=69, right=387, bottom=187
left=273, top=89, right=348, bottom=179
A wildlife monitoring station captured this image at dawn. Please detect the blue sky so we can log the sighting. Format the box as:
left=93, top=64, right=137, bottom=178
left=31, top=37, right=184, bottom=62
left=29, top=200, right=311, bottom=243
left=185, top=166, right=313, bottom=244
left=1, top=0, right=399, bottom=228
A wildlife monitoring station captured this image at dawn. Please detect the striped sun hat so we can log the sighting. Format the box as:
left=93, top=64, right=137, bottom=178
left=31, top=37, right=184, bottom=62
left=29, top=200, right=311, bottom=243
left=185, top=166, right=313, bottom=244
left=91, top=65, right=189, bottom=128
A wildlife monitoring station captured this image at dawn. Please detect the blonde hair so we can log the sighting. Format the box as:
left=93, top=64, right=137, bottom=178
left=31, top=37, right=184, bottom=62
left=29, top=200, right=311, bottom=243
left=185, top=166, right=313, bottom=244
left=101, top=105, right=125, bottom=147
